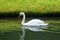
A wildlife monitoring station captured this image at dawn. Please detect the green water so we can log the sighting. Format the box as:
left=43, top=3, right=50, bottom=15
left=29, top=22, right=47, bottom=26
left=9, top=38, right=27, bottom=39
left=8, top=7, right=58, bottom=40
left=0, top=31, right=60, bottom=40
left=0, top=18, right=60, bottom=40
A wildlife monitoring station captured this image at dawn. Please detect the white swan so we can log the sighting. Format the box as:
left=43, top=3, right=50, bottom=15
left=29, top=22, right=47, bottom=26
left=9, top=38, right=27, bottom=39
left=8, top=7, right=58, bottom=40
left=19, top=12, right=48, bottom=31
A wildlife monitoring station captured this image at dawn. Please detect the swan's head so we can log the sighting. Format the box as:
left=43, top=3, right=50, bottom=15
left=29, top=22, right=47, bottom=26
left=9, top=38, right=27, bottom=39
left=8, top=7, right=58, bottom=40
left=19, top=12, right=25, bottom=16
left=18, top=12, right=25, bottom=17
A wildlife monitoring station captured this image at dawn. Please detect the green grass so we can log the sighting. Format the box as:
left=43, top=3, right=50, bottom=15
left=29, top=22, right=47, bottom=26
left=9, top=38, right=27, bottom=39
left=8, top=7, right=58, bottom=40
left=0, top=18, right=60, bottom=33
left=0, top=0, right=60, bottom=13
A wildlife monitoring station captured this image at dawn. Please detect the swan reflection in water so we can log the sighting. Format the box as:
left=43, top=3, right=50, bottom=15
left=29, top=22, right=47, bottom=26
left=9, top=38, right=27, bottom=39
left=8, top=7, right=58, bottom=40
left=19, top=12, right=48, bottom=40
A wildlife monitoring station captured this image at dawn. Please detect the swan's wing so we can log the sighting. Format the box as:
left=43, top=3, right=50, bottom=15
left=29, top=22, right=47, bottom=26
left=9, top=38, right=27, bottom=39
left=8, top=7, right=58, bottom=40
left=23, top=19, right=48, bottom=26
left=26, top=19, right=45, bottom=24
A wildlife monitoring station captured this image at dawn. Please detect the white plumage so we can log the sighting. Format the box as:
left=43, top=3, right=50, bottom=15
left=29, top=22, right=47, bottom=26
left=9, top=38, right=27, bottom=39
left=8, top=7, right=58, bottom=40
left=23, top=19, right=48, bottom=26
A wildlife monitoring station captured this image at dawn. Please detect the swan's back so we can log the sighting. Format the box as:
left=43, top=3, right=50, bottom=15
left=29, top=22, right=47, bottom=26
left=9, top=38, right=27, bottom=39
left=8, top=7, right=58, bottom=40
left=26, top=19, right=45, bottom=25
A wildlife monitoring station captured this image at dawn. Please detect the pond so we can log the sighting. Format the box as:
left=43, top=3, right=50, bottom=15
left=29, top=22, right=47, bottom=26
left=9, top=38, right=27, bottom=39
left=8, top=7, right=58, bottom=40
left=0, top=17, right=60, bottom=40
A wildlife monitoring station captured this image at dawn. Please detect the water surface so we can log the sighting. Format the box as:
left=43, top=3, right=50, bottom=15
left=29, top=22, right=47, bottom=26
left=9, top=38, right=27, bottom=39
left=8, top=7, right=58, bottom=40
left=0, top=18, right=60, bottom=40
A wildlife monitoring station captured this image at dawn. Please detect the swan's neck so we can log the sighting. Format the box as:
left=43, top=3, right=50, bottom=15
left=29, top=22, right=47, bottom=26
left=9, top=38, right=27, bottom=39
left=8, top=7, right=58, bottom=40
left=22, top=14, right=25, bottom=25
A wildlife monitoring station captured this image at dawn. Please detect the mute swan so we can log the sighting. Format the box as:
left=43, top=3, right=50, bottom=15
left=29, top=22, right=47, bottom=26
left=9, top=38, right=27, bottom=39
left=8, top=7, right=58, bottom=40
left=19, top=12, right=48, bottom=31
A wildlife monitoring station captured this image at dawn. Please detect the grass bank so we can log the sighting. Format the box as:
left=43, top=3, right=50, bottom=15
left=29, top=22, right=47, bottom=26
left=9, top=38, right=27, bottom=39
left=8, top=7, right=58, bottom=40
left=0, top=0, right=60, bottom=13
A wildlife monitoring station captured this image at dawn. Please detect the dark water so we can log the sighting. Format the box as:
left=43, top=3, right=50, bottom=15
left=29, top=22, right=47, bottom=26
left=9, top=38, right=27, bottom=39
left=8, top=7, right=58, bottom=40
left=0, top=30, right=60, bottom=40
